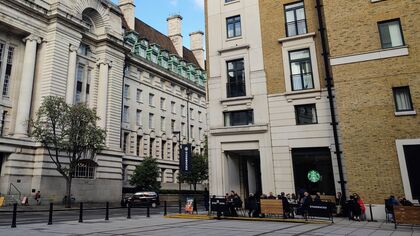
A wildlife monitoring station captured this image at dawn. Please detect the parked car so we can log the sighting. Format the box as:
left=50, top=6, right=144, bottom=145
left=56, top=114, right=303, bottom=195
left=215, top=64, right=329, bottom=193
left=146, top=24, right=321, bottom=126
left=125, top=192, right=160, bottom=208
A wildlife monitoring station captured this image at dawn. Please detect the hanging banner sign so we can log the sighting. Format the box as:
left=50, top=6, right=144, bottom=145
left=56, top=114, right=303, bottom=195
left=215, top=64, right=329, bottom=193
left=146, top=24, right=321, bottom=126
left=180, top=144, right=192, bottom=173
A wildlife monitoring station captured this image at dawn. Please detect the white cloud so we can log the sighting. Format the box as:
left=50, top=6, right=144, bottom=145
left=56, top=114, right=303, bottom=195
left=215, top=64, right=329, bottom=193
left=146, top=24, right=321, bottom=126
left=193, top=0, right=204, bottom=9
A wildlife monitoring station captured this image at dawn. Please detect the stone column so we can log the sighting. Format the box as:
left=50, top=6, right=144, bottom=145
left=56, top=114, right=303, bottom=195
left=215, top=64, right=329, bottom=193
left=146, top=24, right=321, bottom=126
left=96, top=59, right=111, bottom=129
left=65, top=44, right=79, bottom=104
left=14, top=35, right=41, bottom=137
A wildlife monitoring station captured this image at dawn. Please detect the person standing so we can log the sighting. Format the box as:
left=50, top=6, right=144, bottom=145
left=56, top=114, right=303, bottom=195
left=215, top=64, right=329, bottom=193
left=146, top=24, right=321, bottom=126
left=34, top=191, right=41, bottom=205
left=203, top=188, right=209, bottom=211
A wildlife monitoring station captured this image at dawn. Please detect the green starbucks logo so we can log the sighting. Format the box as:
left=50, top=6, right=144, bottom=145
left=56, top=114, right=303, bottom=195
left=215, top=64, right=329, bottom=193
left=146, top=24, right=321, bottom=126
left=307, top=170, right=321, bottom=183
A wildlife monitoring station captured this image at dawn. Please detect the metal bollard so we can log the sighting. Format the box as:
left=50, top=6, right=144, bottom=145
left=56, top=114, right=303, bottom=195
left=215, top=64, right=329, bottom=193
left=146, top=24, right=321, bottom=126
left=11, top=203, right=17, bottom=228
left=127, top=204, right=131, bottom=219
left=164, top=201, right=167, bottom=216
left=178, top=199, right=182, bottom=214
left=105, top=202, right=109, bottom=221
left=369, top=204, right=376, bottom=222
left=48, top=203, right=53, bottom=225
left=147, top=205, right=150, bottom=218
left=78, top=202, right=83, bottom=223
left=216, top=202, right=221, bottom=220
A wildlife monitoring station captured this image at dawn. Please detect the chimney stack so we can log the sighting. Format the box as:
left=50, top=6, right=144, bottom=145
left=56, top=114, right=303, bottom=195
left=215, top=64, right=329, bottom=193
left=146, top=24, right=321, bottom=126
left=167, top=15, right=183, bottom=58
left=119, top=0, right=135, bottom=30
left=189, top=31, right=205, bottom=69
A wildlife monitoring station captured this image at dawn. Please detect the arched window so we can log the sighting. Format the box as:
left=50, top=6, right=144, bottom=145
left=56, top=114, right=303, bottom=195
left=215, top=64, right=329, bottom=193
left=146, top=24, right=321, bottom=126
left=81, top=8, right=104, bottom=35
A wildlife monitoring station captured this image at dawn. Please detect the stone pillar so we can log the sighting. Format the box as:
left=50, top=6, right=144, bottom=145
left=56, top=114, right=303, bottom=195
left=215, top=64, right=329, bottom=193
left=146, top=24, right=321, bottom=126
left=14, top=35, right=41, bottom=137
left=96, top=59, right=111, bottom=129
left=65, top=44, right=79, bottom=104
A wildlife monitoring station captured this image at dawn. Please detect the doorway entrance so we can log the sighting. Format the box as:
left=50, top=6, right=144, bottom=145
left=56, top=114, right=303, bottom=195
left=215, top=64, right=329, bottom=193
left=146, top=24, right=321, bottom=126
left=403, top=145, right=420, bottom=201
left=292, top=147, right=336, bottom=195
left=225, top=150, right=262, bottom=198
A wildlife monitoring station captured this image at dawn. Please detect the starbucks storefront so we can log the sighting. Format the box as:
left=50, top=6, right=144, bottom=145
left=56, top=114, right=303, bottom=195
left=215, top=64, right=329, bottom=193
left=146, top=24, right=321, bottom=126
left=292, top=147, right=336, bottom=195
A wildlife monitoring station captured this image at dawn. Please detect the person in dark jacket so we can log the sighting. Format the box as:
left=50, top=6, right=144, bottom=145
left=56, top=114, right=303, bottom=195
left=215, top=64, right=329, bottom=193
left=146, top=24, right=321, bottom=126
left=203, top=188, right=209, bottom=211
left=314, top=192, right=322, bottom=203
left=280, top=192, right=291, bottom=218
left=247, top=193, right=257, bottom=217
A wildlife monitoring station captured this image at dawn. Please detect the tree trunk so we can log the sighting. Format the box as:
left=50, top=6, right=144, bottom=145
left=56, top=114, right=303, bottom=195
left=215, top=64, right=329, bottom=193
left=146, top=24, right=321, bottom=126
left=193, top=183, right=197, bottom=193
left=65, top=178, right=72, bottom=208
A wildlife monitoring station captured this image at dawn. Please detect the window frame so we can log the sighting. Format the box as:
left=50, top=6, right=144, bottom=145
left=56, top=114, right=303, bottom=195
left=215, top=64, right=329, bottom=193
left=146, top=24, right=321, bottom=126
left=288, top=48, right=314, bottom=91
left=223, top=109, right=254, bottom=127
left=284, top=1, right=307, bottom=37
left=393, top=86, right=414, bottom=112
left=294, top=104, right=318, bottom=125
left=226, top=58, right=246, bottom=98
left=226, top=15, right=242, bottom=39
left=378, top=19, right=405, bottom=49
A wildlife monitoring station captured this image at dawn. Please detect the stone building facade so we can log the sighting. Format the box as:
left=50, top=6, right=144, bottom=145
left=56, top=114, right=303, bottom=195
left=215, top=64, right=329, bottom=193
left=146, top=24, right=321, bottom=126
left=206, top=0, right=344, bottom=199
left=0, top=0, right=206, bottom=203
left=323, top=0, right=420, bottom=205
left=206, top=0, right=419, bottom=216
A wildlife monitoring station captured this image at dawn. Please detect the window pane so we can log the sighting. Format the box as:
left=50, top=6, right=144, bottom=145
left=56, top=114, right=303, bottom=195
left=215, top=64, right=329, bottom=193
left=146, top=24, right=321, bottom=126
left=227, top=24, right=234, bottom=38
left=394, top=87, right=413, bottom=111
left=286, top=11, right=295, bottom=23
left=296, top=8, right=305, bottom=20
left=235, top=22, right=241, bottom=36
left=287, top=23, right=297, bottom=36
left=296, top=104, right=317, bottom=125
left=301, top=61, right=312, bottom=74
left=297, top=21, right=307, bottom=35
left=290, top=50, right=310, bottom=60
left=303, top=74, right=314, bottom=89
left=291, top=62, right=301, bottom=75
left=292, top=75, right=303, bottom=90
left=379, top=20, right=404, bottom=48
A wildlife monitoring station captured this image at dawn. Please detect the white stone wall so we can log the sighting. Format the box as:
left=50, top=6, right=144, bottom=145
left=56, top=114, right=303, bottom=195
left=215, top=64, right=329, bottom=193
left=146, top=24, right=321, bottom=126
left=206, top=0, right=275, bottom=197
left=268, top=90, right=342, bottom=195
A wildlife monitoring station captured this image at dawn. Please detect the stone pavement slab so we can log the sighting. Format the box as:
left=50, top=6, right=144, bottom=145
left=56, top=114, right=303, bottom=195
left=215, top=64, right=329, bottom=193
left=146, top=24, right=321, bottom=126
left=0, top=216, right=419, bottom=236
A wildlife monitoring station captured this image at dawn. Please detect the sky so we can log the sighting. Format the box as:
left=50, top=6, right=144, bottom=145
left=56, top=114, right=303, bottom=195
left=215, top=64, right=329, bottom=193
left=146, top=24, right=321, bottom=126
left=112, top=0, right=205, bottom=49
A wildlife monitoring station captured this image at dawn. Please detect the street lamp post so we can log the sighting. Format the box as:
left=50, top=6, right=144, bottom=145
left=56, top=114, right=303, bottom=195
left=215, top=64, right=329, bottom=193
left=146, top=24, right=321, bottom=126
left=173, top=131, right=182, bottom=209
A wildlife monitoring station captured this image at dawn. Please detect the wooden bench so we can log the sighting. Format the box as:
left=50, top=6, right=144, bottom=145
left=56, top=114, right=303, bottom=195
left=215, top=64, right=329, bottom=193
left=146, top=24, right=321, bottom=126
left=394, top=206, right=420, bottom=229
left=260, top=199, right=284, bottom=216
left=320, top=195, right=336, bottom=203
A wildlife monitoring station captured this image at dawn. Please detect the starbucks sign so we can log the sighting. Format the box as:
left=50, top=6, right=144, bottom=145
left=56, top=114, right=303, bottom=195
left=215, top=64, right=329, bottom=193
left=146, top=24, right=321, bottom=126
left=307, top=170, right=321, bottom=183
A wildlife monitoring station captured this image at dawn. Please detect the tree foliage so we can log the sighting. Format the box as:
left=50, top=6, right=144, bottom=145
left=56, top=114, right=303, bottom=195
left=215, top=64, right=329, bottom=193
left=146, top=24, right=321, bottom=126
left=129, top=156, right=161, bottom=192
left=179, top=153, right=209, bottom=191
left=30, top=96, right=106, bottom=207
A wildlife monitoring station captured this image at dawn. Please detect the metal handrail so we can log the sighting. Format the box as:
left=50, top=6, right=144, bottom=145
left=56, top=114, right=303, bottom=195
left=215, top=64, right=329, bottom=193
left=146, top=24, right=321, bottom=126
left=8, top=183, right=21, bottom=200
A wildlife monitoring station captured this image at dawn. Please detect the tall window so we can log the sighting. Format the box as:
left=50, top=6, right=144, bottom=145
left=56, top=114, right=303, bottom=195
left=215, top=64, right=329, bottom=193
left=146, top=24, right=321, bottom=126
left=161, top=116, right=165, bottom=131
left=136, top=135, right=143, bottom=156
left=190, top=108, right=194, bottom=120
left=123, top=106, right=129, bottom=123
left=149, top=138, right=155, bottom=157
left=198, top=111, right=202, bottom=122
left=226, top=59, right=245, bottom=97
left=136, top=89, right=142, bottom=102
left=124, top=84, right=130, bottom=98
left=149, top=113, right=154, bottom=129
left=123, top=132, right=129, bottom=153
left=224, top=110, right=254, bottom=127
left=160, top=97, right=166, bottom=110
left=0, top=42, right=15, bottom=98
left=289, top=49, right=313, bottom=91
left=149, top=93, right=154, bottom=106
left=181, top=122, right=185, bottom=136
left=161, top=140, right=166, bottom=159
left=393, top=86, right=414, bottom=112
left=190, top=125, right=194, bottom=139
left=181, top=105, right=186, bottom=117
left=171, top=101, right=176, bottom=113
left=378, top=19, right=405, bottom=49
left=136, top=109, right=142, bottom=126
left=295, top=104, right=318, bottom=125
left=285, top=1, right=307, bottom=37
left=226, top=15, right=241, bottom=38
left=171, top=119, right=176, bottom=132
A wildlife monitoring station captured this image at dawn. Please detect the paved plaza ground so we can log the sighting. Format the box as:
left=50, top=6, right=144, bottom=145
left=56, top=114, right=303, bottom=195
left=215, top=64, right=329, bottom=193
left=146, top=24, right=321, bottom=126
left=0, top=215, right=419, bottom=236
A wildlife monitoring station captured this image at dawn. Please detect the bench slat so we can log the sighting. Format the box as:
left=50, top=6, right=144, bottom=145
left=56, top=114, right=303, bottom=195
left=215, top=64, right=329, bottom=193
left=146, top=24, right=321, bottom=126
left=260, top=199, right=283, bottom=215
left=394, top=206, right=420, bottom=225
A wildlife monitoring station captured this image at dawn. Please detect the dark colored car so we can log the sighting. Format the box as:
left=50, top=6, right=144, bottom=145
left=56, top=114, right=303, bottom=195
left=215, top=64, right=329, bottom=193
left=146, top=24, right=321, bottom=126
left=126, top=192, right=160, bottom=208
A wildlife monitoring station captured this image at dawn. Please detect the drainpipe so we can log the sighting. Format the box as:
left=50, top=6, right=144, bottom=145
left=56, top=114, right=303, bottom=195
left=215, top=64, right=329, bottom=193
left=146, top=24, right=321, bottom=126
left=315, top=0, right=347, bottom=200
